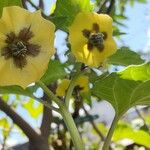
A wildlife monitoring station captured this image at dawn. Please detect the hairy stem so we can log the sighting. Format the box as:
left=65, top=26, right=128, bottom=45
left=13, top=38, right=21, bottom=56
left=33, top=96, right=59, bottom=112
left=38, top=81, right=84, bottom=150
left=65, top=72, right=81, bottom=109
left=59, top=105, right=84, bottom=150
left=102, top=115, right=118, bottom=150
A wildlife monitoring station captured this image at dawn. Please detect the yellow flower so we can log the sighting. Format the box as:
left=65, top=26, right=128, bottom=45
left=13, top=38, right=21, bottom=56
left=56, top=79, right=70, bottom=97
left=56, top=75, right=89, bottom=97
left=69, top=12, right=117, bottom=67
left=0, top=6, right=55, bottom=88
left=75, top=75, right=89, bottom=93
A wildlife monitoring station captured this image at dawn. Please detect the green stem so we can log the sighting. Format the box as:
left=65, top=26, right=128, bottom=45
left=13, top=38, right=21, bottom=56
left=102, top=115, right=119, bottom=150
left=33, top=96, right=59, bottom=112
left=37, top=81, right=84, bottom=150
left=37, top=81, right=63, bottom=107
left=65, top=73, right=81, bottom=109
left=59, top=105, right=84, bottom=150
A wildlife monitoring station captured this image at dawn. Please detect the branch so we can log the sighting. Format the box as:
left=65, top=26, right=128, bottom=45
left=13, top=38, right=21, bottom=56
left=106, top=0, right=115, bottom=15
left=40, top=84, right=57, bottom=138
left=135, top=107, right=150, bottom=133
left=34, top=96, right=58, bottom=112
left=21, top=0, right=28, bottom=9
left=40, top=93, right=52, bottom=138
left=26, top=0, right=40, bottom=10
left=82, top=106, right=105, bottom=141
left=26, top=0, right=48, bottom=19
left=97, top=0, right=109, bottom=14
left=39, top=0, right=44, bottom=10
left=0, top=97, right=40, bottom=140
left=97, top=0, right=115, bottom=15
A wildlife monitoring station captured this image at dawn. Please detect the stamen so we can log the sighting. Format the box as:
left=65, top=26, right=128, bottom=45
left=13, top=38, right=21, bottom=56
left=87, top=32, right=105, bottom=52
left=11, top=41, right=27, bottom=57
left=82, top=23, right=107, bottom=52
left=89, top=32, right=104, bottom=46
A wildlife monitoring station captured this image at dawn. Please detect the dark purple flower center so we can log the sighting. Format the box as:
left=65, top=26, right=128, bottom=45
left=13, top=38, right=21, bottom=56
left=1, top=26, right=40, bottom=69
left=82, top=23, right=107, bottom=52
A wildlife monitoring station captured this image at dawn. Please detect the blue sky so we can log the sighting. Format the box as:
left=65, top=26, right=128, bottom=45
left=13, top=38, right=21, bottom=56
left=119, top=0, right=150, bottom=53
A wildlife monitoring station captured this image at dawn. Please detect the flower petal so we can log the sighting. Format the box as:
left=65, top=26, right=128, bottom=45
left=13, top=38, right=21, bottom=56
left=76, top=75, right=89, bottom=93
left=29, top=11, right=55, bottom=55
left=56, top=79, right=70, bottom=97
left=1, top=6, right=31, bottom=34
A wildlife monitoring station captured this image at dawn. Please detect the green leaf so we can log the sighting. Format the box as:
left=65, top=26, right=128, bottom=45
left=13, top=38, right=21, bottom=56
left=0, top=0, right=22, bottom=16
left=0, top=118, right=10, bottom=137
left=113, top=30, right=126, bottom=36
left=51, top=0, right=93, bottom=32
left=41, top=60, right=67, bottom=85
left=89, top=70, right=109, bottom=83
left=1, top=94, right=9, bottom=102
left=113, top=122, right=150, bottom=148
left=138, top=0, right=147, bottom=3
left=81, top=92, right=92, bottom=106
left=107, top=47, right=145, bottom=66
left=92, top=73, right=150, bottom=117
left=23, top=98, right=43, bottom=119
left=130, top=0, right=135, bottom=6
left=118, top=62, right=150, bottom=81
left=0, top=85, right=33, bottom=97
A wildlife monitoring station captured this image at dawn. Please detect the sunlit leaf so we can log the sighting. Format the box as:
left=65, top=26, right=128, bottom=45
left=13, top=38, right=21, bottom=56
left=23, top=98, right=43, bottom=119
left=0, top=118, right=10, bottom=137
left=92, top=73, right=150, bottom=117
left=92, top=123, right=107, bottom=136
left=1, top=94, right=9, bottom=102
left=113, top=122, right=150, bottom=148
left=118, top=62, right=150, bottom=81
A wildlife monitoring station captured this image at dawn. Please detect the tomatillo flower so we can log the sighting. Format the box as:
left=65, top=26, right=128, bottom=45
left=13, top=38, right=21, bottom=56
left=69, top=12, right=117, bottom=67
left=56, top=75, right=89, bottom=97
left=0, top=6, right=55, bottom=88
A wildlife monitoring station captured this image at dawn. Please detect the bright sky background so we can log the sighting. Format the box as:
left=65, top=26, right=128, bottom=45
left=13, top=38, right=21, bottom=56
left=119, top=0, right=150, bottom=55
left=0, top=0, right=150, bottom=148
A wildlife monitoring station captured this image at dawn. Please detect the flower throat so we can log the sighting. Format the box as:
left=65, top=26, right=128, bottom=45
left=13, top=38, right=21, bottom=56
left=82, top=23, right=107, bottom=51
left=1, top=27, right=40, bottom=69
